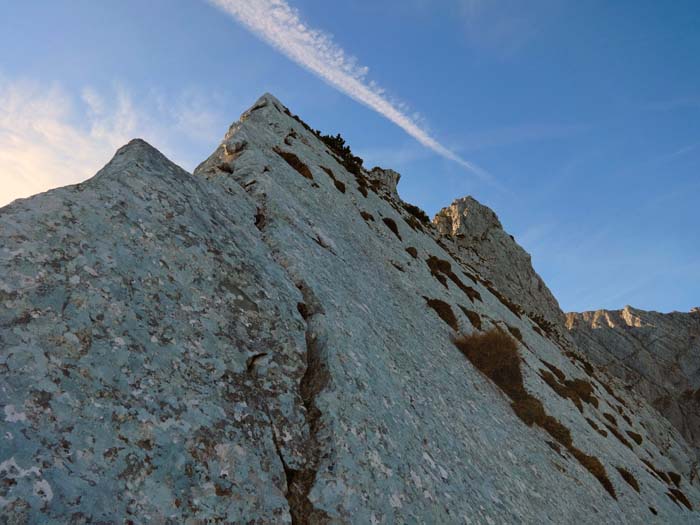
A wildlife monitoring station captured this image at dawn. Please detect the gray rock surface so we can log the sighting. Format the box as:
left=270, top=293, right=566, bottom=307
left=567, top=306, right=700, bottom=459
left=1, top=93, right=699, bottom=523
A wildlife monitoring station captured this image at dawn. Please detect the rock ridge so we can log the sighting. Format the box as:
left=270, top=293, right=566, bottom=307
left=1, top=92, right=699, bottom=523
left=567, top=306, right=700, bottom=459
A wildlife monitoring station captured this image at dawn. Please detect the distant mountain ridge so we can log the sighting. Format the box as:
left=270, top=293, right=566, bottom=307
left=567, top=306, right=700, bottom=464
left=1, top=93, right=698, bottom=523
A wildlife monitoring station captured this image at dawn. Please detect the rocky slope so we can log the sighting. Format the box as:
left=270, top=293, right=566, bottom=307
left=434, top=197, right=569, bottom=345
left=1, top=93, right=699, bottom=523
left=567, top=307, right=700, bottom=460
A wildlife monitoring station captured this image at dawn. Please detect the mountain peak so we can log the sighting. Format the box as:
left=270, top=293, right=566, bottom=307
left=2, top=93, right=699, bottom=523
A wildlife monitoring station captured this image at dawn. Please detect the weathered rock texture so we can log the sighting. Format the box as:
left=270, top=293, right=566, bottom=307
left=567, top=307, right=700, bottom=460
left=1, top=93, right=699, bottom=523
left=434, top=197, right=567, bottom=343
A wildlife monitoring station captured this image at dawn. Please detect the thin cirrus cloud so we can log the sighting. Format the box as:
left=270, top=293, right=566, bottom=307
left=209, top=0, right=492, bottom=182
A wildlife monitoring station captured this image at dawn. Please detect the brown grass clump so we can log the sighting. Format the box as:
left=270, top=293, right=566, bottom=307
left=458, top=306, right=481, bottom=330
left=592, top=374, right=628, bottom=408
left=404, top=215, right=425, bottom=233
left=539, top=370, right=599, bottom=413
left=585, top=417, right=608, bottom=437
left=571, top=449, right=617, bottom=499
left=531, top=313, right=557, bottom=337
left=668, top=471, right=681, bottom=487
left=641, top=459, right=671, bottom=484
left=319, top=165, right=346, bottom=193
left=403, top=203, right=431, bottom=225
left=616, top=467, right=640, bottom=492
left=426, top=256, right=482, bottom=302
left=506, top=325, right=523, bottom=343
left=405, top=247, right=418, bottom=259
left=541, top=361, right=566, bottom=382
left=426, top=256, right=451, bottom=288
left=626, top=431, right=643, bottom=446
left=603, top=413, right=617, bottom=426
left=568, top=379, right=599, bottom=408
left=424, top=297, right=458, bottom=331
left=454, top=329, right=525, bottom=400
left=274, top=147, right=313, bottom=180
left=511, top=396, right=546, bottom=424
left=605, top=424, right=633, bottom=450
left=360, top=211, right=375, bottom=222
left=357, top=181, right=369, bottom=197
left=668, top=489, right=693, bottom=510
left=564, top=350, right=595, bottom=376
left=382, top=217, right=402, bottom=240
left=453, top=328, right=616, bottom=499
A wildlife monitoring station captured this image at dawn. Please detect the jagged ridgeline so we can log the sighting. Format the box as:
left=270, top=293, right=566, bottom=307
left=1, top=93, right=698, bottom=523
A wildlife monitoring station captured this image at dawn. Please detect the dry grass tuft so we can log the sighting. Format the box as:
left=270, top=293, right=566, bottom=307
left=642, top=459, right=671, bottom=484
left=571, top=449, right=617, bottom=499
left=382, top=217, right=402, bottom=241
left=539, top=370, right=599, bottom=413
left=506, top=325, right=523, bottom=343
left=405, top=247, right=418, bottom=259
left=541, top=361, right=566, bottom=382
left=426, top=256, right=482, bottom=302
left=424, top=297, right=458, bottom=331
left=320, top=165, right=346, bottom=193
left=454, top=328, right=616, bottom=499
left=403, top=203, right=431, bottom=225
left=360, top=211, right=375, bottom=222
left=458, top=306, right=482, bottom=330
left=585, top=417, right=608, bottom=437
left=616, top=467, right=640, bottom=492
left=626, top=431, right=643, bottom=446
left=454, top=329, right=525, bottom=401
left=605, top=424, right=633, bottom=450
left=603, top=413, right=617, bottom=426
left=668, top=471, right=681, bottom=487
left=274, top=148, right=314, bottom=180
left=668, top=488, right=693, bottom=510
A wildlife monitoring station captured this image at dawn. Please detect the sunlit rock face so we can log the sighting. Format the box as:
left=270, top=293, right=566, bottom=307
left=567, top=306, right=700, bottom=456
left=433, top=196, right=568, bottom=344
left=1, top=93, right=699, bottom=523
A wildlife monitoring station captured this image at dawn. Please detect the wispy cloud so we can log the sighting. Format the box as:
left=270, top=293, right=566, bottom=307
left=665, top=141, right=700, bottom=160
left=209, top=0, right=491, bottom=181
left=0, top=78, right=226, bottom=207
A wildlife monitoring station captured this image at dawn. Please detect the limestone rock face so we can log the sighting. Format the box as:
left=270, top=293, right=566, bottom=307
left=2, top=93, right=700, bottom=523
left=567, top=306, right=700, bottom=456
left=434, top=197, right=566, bottom=341
left=368, top=167, right=401, bottom=197
left=0, top=138, right=311, bottom=522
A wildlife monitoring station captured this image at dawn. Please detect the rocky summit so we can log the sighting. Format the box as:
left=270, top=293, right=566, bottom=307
left=1, top=93, right=699, bottom=524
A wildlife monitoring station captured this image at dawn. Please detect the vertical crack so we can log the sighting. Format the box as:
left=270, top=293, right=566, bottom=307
left=237, top=169, right=331, bottom=523
left=283, top=282, right=331, bottom=525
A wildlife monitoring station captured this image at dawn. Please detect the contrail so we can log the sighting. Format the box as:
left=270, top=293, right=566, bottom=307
left=209, top=0, right=492, bottom=181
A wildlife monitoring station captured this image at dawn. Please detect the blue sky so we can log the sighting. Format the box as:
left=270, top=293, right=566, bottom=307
left=1, top=0, right=698, bottom=313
